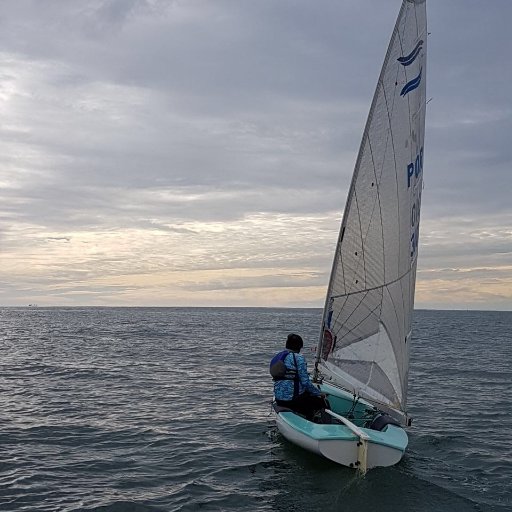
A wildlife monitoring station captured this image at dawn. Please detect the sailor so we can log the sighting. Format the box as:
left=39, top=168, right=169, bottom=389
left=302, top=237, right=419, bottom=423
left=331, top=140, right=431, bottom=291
left=270, top=333, right=327, bottom=420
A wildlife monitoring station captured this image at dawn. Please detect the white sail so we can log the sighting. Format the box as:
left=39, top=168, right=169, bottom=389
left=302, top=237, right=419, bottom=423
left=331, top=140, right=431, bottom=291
left=317, top=0, right=427, bottom=423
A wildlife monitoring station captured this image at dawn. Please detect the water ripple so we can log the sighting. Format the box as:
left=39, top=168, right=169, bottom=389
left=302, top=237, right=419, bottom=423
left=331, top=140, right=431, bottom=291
left=0, top=307, right=510, bottom=511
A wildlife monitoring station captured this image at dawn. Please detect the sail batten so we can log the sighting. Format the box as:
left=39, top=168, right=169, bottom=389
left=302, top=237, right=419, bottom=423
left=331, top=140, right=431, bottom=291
left=316, top=0, right=427, bottom=422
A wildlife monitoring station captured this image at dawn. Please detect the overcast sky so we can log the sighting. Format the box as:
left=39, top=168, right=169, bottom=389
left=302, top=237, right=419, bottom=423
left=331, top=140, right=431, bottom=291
left=0, top=0, right=510, bottom=310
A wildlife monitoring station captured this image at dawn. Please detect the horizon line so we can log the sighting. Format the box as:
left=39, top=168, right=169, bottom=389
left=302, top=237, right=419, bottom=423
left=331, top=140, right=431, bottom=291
left=1, top=305, right=511, bottom=313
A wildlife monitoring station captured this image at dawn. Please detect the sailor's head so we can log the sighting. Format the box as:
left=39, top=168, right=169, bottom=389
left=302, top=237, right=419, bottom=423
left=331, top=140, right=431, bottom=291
left=286, top=333, right=304, bottom=352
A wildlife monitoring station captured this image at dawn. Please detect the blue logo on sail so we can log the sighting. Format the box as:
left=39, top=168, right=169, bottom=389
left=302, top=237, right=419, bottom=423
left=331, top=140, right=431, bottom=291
left=398, top=40, right=423, bottom=67
left=400, top=68, right=422, bottom=96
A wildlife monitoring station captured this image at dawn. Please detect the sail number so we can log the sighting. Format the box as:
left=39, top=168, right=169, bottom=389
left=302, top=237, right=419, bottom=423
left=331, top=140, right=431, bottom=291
left=410, top=191, right=421, bottom=258
left=408, top=147, right=423, bottom=258
left=407, top=147, right=423, bottom=188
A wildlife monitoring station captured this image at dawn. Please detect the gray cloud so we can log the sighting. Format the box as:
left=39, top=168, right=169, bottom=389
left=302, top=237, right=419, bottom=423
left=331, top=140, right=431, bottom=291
left=0, top=1, right=511, bottom=308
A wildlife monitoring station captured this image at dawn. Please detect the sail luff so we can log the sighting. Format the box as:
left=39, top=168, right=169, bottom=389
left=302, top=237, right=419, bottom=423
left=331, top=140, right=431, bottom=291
left=316, top=0, right=409, bottom=366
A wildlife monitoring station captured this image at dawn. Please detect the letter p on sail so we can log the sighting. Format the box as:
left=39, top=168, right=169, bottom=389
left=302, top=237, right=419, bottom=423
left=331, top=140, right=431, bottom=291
left=407, top=163, right=415, bottom=188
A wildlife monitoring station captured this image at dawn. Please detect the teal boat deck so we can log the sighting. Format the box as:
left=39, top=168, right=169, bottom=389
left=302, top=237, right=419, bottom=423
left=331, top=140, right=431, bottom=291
left=279, top=411, right=358, bottom=441
left=277, top=382, right=409, bottom=452
left=279, top=411, right=408, bottom=451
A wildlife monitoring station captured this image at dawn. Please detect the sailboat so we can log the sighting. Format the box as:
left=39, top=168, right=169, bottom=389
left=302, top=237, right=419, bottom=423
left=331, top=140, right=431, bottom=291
left=273, top=0, right=427, bottom=472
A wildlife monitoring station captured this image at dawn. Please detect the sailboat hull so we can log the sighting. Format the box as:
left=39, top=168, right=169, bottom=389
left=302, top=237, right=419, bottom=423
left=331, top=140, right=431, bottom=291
left=274, top=385, right=408, bottom=470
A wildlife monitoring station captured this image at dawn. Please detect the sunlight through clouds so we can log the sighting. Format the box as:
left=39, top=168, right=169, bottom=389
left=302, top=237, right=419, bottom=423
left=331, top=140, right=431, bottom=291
left=1, top=212, right=338, bottom=306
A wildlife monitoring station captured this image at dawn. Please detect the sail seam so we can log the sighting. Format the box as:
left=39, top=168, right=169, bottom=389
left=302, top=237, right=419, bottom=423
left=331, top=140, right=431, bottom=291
left=383, top=282, right=406, bottom=404
left=330, top=267, right=412, bottom=300
left=367, top=138, right=386, bottom=296
left=318, top=0, right=409, bottom=354
left=358, top=136, right=386, bottom=374
left=334, top=296, right=382, bottom=343
left=328, top=3, right=406, bottom=340
left=354, top=192, right=367, bottom=297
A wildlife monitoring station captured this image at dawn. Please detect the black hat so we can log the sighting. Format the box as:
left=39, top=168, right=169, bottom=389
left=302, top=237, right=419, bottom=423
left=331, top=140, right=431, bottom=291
left=286, top=333, right=303, bottom=352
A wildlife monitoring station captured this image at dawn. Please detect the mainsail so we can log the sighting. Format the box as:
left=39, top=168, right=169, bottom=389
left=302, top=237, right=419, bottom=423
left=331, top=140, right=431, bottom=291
left=316, top=0, right=427, bottom=423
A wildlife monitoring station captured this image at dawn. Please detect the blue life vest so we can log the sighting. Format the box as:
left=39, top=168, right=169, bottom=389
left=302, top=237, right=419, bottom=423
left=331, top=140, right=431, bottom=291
left=270, top=350, right=299, bottom=398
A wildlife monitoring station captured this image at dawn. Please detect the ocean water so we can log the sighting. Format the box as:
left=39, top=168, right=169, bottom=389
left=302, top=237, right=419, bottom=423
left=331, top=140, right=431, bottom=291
left=0, top=307, right=510, bottom=512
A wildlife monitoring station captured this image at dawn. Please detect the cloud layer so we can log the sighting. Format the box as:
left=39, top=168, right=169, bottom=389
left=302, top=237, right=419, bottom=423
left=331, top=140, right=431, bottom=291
left=0, top=0, right=511, bottom=310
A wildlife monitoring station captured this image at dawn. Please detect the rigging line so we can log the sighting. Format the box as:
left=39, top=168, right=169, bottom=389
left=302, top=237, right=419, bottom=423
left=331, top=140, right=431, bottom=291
left=332, top=300, right=382, bottom=347
left=330, top=287, right=400, bottom=371
left=366, top=359, right=376, bottom=387
left=341, top=297, right=380, bottom=346
left=329, top=287, right=371, bottom=349
left=320, top=374, right=405, bottom=417
left=347, top=395, right=360, bottom=418
left=329, top=287, right=366, bottom=341
left=412, top=100, right=427, bottom=121
left=331, top=291, right=351, bottom=333
left=330, top=294, right=382, bottom=343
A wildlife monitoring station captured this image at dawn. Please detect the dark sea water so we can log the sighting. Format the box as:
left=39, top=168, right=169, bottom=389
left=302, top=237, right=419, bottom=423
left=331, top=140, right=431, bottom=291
left=0, top=307, right=510, bottom=512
